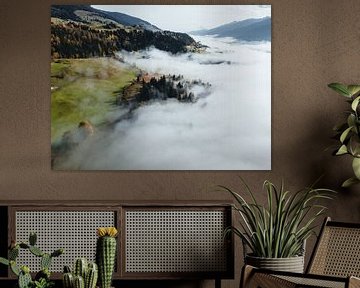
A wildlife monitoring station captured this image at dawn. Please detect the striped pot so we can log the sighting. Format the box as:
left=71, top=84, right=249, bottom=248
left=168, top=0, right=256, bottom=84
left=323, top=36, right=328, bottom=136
left=245, top=254, right=305, bottom=273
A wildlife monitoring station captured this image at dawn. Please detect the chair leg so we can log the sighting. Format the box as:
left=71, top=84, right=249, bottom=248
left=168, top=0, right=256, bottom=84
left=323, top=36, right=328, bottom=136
left=240, top=265, right=255, bottom=288
left=240, top=265, right=296, bottom=288
left=349, top=276, right=360, bottom=288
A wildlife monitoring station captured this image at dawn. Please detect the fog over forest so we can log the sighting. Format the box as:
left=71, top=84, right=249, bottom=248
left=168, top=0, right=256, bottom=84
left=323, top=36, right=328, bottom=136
left=59, top=36, right=271, bottom=170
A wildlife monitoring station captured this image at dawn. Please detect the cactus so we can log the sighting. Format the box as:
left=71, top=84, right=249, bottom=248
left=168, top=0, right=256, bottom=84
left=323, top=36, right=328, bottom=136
left=63, top=272, right=74, bottom=288
left=73, top=275, right=85, bottom=288
left=29, top=245, right=44, bottom=257
left=35, top=268, right=50, bottom=281
left=29, top=232, right=37, bottom=246
left=0, top=257, right=9, bottom=266
left=74, top=258, right=88, bottom=279
left=19, top=271, right=32, bottom=288
left=0, top=232, right=64, bottom=288
left=19, top=243, right=30, bottom=249
left=9, top=246, right=19, bottom=260
left=96, top=227, right=118, bottom=288
left=51, top=248, right=64, bottom=257
left=64, top=265, right=72, bottom=273
left=63, top=260, right=98, bottom=288
left=85, top=263, right=98, bottom=288
left=41, top=253, right=52, bottom=270
left=10, top=260, right=20, bottom=276
left=18, top=267, right=32, bottom=288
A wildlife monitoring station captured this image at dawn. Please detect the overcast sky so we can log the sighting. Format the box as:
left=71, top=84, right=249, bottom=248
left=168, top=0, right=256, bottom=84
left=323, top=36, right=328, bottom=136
left=91, top=5, right=271, bottom=33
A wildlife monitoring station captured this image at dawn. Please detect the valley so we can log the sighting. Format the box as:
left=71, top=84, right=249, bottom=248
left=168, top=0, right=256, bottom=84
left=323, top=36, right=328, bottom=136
left=50, top=5, right=271, bottom=170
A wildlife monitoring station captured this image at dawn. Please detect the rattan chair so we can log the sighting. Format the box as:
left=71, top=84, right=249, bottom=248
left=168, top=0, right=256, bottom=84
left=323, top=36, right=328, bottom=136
left=241, top=217, right=360, bottom=288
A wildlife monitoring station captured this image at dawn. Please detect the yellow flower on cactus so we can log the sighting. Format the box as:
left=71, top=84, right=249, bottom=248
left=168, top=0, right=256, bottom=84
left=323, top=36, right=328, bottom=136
left=21, top=265, right=30, bottom=273
left=97, top=227, right=118, bottom=238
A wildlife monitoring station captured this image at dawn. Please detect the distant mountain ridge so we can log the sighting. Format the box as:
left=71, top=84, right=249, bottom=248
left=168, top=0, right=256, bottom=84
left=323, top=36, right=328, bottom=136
left=51, top=5, right=204, bottom=58
left=51, top=5, right=160, bottom=31
left=191, top=17, right=271, bottom=42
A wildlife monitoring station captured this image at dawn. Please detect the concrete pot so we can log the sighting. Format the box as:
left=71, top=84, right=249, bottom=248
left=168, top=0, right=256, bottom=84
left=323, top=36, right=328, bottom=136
left=245, top=254, right=305, bottom=273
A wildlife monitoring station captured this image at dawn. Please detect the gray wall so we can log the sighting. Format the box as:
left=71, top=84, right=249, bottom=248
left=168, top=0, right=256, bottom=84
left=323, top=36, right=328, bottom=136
left=1, top=0, right=360, bottom=287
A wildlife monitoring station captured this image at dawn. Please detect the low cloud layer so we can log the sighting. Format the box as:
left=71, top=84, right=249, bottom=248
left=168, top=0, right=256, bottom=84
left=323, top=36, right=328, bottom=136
left=59, top=36, right=271, bottom=170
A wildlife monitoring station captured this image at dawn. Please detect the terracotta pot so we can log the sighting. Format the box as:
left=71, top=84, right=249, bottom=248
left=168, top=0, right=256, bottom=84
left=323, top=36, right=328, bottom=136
left=245, top=254, right=305, bottom=273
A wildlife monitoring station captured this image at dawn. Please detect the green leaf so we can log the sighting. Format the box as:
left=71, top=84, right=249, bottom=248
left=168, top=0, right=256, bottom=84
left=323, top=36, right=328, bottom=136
left=348, top=85, right=360, bottom=97
left=29, top=246, right=44, bottom=257
left=351, top=96, right=360, bottom=111
left=336, top=144, right=348, bottom=155
left=10, top=261, right=20, bottom=276
left=40, top=254, right=52, bottom=270
left=8, top=247, right=19, bottom=261
left=29, top=232, right=37, bottom=246
left=349, top=135, right=360, bottom=156
left=352, top=157, right=360, bottom=179
left=342, top=177, right=360, bottom=188
left=328, top=83, right=351, bottom=97
left=347, top=114, right=356, bottom=129
left=340, top=126, right=353, bottom=143
left=0, top=257, right=9, bottom=266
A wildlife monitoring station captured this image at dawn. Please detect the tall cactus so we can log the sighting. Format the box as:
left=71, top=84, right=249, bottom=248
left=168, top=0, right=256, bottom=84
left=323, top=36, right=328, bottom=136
left=96, top=227, right=118, bottom=288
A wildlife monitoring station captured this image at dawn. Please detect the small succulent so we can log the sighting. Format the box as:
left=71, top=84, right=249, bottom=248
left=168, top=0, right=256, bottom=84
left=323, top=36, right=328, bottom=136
left=32, top=278, right=54, bottom=288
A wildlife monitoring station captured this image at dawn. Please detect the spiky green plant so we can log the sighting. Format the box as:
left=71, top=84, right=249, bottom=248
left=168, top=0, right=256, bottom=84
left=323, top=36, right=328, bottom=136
left=220, top=179, right=335, bottom=258
left=74, top=258, right=88, bottom=280
left=63, top=260, right=98, bottom=288
left=0, top=232, right=63, bottom=288
left=96, top=227, right=118, bottom=288
left=73, top=275, right=85, bottom=288
left=328, top=83, right=360, bottom=187
left=85, top=262, right=98, bottom=288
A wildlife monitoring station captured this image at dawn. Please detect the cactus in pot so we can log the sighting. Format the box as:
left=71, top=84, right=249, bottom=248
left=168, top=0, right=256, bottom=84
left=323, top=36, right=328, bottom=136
left=62, top=259, right=98, bottom=288
left=0, top=232, right=64, bottom=288
left=74, top=258, right=88, bottom=280
left=85, top=262, right=98, bottom=288
left=73, top=275, right=85, bottom=288
left=62, top=266, right=74, bottom=288
left=96, top=227, right=118, bottom=288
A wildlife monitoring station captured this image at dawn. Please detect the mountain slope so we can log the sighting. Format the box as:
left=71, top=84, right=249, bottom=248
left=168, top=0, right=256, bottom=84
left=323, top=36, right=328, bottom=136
left=51, top=5, right=160, bottom=31
left=191, top=17, right=271, bottom=42
left=51, top=5, right=204, bottom=58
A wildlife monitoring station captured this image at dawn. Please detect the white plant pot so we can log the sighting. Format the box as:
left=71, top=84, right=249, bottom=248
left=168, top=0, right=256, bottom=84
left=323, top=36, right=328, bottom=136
left=245, top=254, right=305, bottom=273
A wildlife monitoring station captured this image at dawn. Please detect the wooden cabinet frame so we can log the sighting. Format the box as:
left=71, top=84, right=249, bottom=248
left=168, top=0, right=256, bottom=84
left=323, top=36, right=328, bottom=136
left=0, top=201, right=234, bottom=283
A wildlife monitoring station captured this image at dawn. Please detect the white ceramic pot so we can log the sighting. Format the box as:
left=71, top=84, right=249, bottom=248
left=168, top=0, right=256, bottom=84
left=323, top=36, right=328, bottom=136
left=245, top=254, right=305, bottom=273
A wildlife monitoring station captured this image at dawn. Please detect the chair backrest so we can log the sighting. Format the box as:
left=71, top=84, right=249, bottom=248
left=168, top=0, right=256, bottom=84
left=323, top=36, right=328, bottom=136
left=307, top=217, right=360, bottom=277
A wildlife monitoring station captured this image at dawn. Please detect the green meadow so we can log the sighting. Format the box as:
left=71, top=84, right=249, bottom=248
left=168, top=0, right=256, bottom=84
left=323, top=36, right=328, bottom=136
left=51, top=58, right=136, bottom=143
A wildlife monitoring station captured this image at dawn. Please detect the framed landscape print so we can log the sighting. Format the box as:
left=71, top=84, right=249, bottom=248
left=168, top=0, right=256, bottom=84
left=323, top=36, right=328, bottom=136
left=51, top=5, right=271, bottom=170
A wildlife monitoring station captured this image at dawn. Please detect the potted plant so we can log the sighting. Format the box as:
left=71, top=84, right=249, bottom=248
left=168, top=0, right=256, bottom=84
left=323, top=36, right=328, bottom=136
left=0, top=232, right=64, bottom=288
left=219, top=179, right=334, bottom=273
left=62, top=258, right=98, bottom=288
left=328, top=83, right=360, bottom=187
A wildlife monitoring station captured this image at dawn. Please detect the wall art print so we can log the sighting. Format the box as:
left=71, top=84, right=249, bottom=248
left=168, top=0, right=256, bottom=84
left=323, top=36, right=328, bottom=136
left=51, top=5, right=271, bottom=170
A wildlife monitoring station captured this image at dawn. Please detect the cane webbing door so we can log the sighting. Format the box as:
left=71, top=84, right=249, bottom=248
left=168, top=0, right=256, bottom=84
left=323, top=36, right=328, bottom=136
left=122, top=206, right=233, bottom=279
left=11, top=207, right=117, bottom=275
